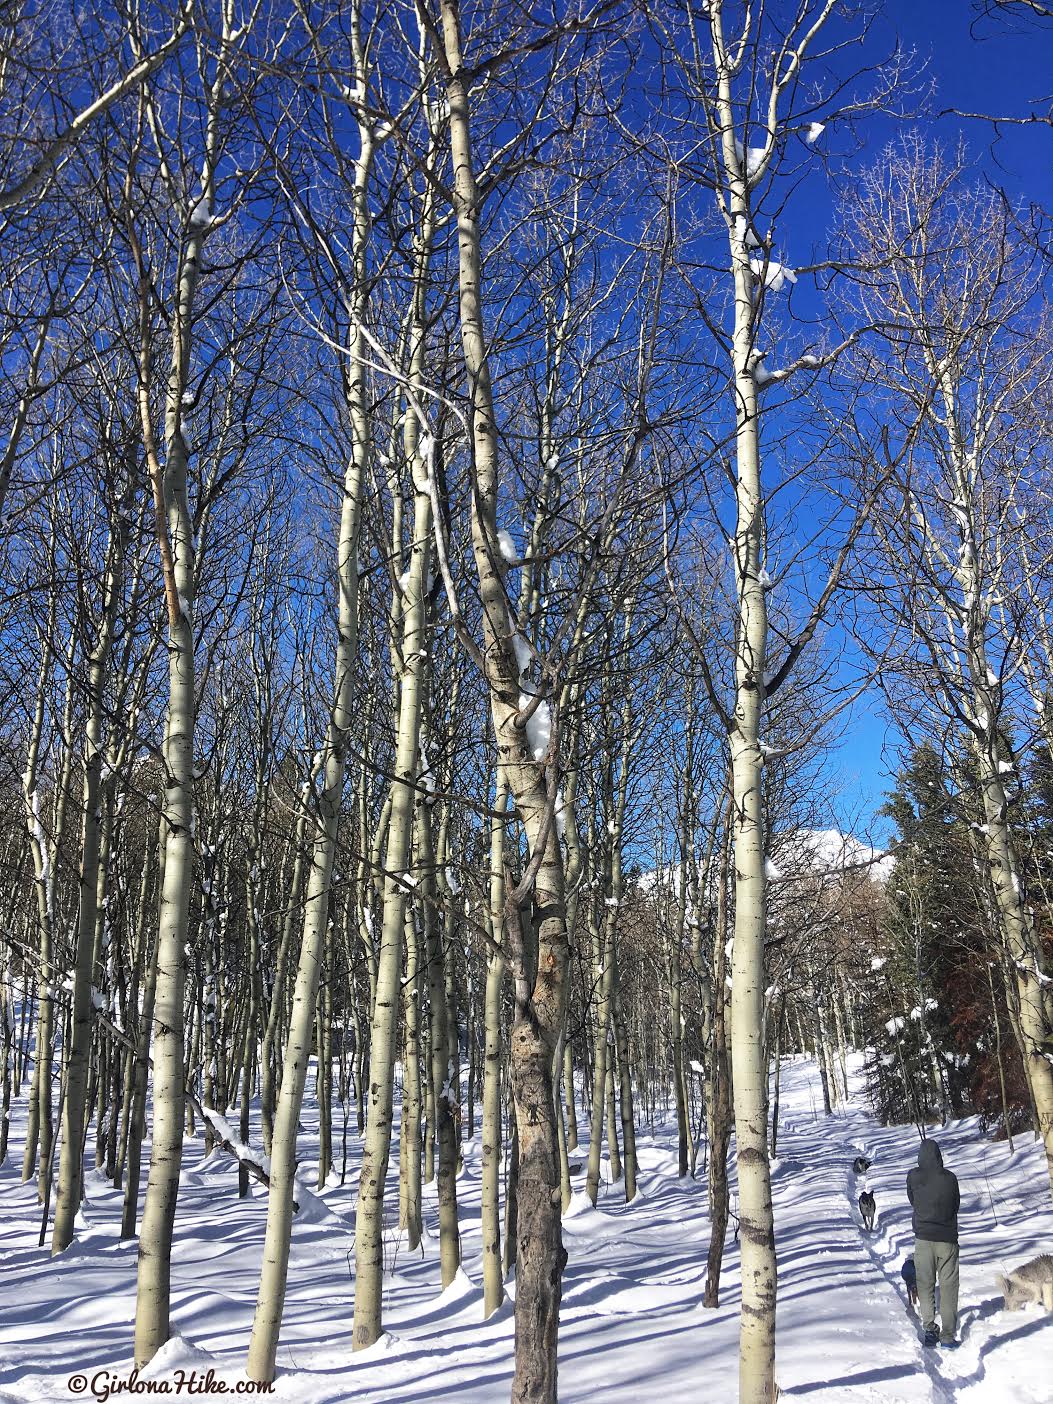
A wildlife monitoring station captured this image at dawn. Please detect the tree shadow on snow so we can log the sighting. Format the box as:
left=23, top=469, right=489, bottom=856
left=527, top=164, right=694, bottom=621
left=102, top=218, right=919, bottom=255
left=780, top=1361, right=918, bottom=1395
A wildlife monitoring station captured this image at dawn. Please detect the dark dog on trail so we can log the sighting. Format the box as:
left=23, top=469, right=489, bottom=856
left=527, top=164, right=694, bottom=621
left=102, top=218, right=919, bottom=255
left=853, top=1155, right=871, bottom=1175
left=901, top=1256, right=918, bottom=1307
left=859, top=1190, right=876, bottom=1231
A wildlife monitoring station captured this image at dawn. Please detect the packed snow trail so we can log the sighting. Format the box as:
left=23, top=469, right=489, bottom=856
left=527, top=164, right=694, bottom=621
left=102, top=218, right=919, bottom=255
left=830, top=1094, right=1052, bottom=1403
left=1, top=1057, right=1050, bottom=1402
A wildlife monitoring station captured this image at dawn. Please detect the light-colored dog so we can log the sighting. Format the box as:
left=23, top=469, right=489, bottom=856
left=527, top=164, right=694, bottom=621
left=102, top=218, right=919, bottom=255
left=998, top=1253, right=1053, bottom=1309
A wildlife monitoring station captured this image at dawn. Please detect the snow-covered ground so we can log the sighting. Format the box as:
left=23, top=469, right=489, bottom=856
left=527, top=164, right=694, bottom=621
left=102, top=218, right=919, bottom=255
left=1, top=1056, right=1050, bottom=1402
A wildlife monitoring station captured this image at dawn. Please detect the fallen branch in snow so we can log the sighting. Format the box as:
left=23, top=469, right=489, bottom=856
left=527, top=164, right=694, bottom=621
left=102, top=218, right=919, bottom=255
left=91, top=1007, right=297, bottom=1209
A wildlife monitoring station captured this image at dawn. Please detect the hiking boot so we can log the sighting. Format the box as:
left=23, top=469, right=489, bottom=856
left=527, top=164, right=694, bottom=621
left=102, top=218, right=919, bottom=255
left=923, top=1324, right=939, bottom=1347
left=939, top=1336, right=959, bottom=1350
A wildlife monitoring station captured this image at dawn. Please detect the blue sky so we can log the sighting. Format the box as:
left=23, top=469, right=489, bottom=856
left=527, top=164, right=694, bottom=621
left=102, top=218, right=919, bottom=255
left=796, top=0, right=1053, bottom=840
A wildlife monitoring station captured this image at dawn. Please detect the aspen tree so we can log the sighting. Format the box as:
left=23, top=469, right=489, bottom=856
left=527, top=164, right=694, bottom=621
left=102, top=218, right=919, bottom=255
left=481, top=776, right=509, bottom=1317
left=246, top=7, right=373, bottom=1376
left=0, top=4, right=195, bottom=217
left=132, top=3, right=247, bottom=1364
left=350, top=82, right=441, bottom=1351
left=52, top=520, right=125, bottom=1252
left=845, top=144, right=1053, bottom=1191
left=432, top=6, right=576, bottom=1393
left=20, top=570, right=59, bottom=1193
left=657, top=4, right=880, bottom=1390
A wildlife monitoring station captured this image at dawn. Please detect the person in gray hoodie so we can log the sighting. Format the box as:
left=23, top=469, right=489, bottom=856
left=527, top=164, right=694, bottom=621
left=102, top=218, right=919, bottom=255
left=906, top=1138, right=960, bottom=1348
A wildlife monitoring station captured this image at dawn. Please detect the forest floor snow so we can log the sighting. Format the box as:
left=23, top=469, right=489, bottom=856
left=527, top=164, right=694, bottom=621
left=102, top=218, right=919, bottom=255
left=1, top=1055, right=1050, bottom=1402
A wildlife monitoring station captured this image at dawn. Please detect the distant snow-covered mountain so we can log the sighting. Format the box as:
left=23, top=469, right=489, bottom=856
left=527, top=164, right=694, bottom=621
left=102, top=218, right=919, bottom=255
left=634, top=827, right=893, bottom=899
left=781, top=828, right=894, bottom=884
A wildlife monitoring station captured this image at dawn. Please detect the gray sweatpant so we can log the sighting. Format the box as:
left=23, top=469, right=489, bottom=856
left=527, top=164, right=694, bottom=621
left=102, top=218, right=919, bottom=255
left=915, top=1238, right=959, bottom=1339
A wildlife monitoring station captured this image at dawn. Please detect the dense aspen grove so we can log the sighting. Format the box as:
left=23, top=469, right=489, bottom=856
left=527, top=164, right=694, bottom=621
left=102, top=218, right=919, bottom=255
left=1, top=2, right=1052, bottom=1402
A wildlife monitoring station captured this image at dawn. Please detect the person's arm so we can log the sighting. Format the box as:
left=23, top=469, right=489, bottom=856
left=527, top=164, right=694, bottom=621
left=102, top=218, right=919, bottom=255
left=952, top=1174, right=960, bottom=1215
left=906, top=1171, right=915, bottom=1206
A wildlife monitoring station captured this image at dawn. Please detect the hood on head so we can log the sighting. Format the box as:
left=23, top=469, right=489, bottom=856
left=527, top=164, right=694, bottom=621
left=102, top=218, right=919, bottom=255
left=917, top=1139, right=943, bottom=1170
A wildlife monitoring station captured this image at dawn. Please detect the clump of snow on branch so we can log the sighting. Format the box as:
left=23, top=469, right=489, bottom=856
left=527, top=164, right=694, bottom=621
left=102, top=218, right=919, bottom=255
left=519, top=690, right=552, bottom=762
left=511, top=633, right=532, bottom=676
left=511, top=629, right=551, bottom=763
left=804, top=122, right=825, bottom=144
left=497, top=529, right=518, bottom=565
left=734, top=137, right=766, bottom=177
left=750, top=258, right=797, bottom=293
left=189, top=193, right=213, bottom=231
left=734, top=214, right=762, bottom=249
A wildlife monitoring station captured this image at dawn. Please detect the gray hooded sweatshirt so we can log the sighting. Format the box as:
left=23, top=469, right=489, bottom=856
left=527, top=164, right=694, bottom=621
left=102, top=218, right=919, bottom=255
left=906, top=1139, right=960, bottom=1244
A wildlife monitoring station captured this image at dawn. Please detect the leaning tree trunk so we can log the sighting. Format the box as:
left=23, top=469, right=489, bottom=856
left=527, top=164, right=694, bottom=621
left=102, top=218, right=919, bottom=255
left=246, top=89, right=371, bottom=1381
left=350, top=114, right=438, bottom=1352
left=399, top=903, right=424, bottom=1249
left=438, top=6, right=572, bottom=1396
left=52, top=536, right=123, bottom=1253
left=21, top=620, right=56, bottom=1195
left=481, top=776, right=508, bottom=1318
left=947, top=407, right=1053, bottom=1191
left=132, top=133, right=214, bottom=1362
left=977, top=752, right=1053, bottom=1190
left=421, top=796, right=460, bottom=1287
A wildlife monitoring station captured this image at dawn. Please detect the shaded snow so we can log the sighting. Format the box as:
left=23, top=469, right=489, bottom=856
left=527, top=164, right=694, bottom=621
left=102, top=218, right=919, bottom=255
left=1, top=1056, right=1049, bottom=1403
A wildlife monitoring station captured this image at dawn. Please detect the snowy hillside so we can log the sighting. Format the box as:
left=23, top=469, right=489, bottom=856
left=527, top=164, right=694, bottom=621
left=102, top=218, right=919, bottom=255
left=787, top=829, right=895, bottom=884
left=637, top=829, right=893, bottom=898
left=1, top=1057, right=1049, bottom=1403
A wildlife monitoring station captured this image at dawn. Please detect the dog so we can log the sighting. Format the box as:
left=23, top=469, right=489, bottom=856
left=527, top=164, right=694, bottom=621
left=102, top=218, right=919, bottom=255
left=901, top=1255, right=918, bottom=1307
left=998, top=1253, right=1053, bottom=1309
left=852, top=1155, right=871, bottom=1175
left=858, top=1190, right=876, bottom=1231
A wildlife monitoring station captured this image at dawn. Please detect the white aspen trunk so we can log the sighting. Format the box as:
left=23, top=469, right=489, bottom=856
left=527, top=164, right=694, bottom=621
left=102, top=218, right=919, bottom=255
left=400, top=904, right=423, bottom=1248
left=438, top=7, right=573, bottom=1394
left=941, top=365, right=1053, bottom=1189
left=26, top=617, right=76, bottom=1206
left=563, top=1043, right=577, bottom=1153
left=239, top=763, right=265, bottom=1197
left=246, top=456, right=365, bottom=1380
left=421, top=798, right=460, bottom=1286
left=350, top=121, right=438, bottom=1351
left=612, top=973, right=637, bottom=1200
left=132, top=401, right=197, bottom=1365
left=770, top=1002, right=784, bottom=1158
left=694, top=2, right=840, bottom=1379
left=817, top=998, right=837, bottom=1111
left=724, top=140, right=778, bottom=1404
left=52, top=537, right=122, bottom=1252
left=315, top=946, right=334, bottom=1191
left=607, top=696, right=637, bottom=1202
left=585, top=886, right=612, bottom=1204
left=605, top=1047, right=622, bottom=1181
left=116, top=858, right=152, bottom=1188
left=245, top=109, right=371, bottom=1379
left=705, top=807, right=734, bottom=1308
left=132, top=120, right=216, bottom=1357
left=260, top=796, right=310, bottom=1154
left=21, top=614, right=56, bottom=1193
left=672, top=736, right=697, bottom=1178
left=481, top=777, right=508, bottom=1318
left=977, top=752, right=1053, bottom=1185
